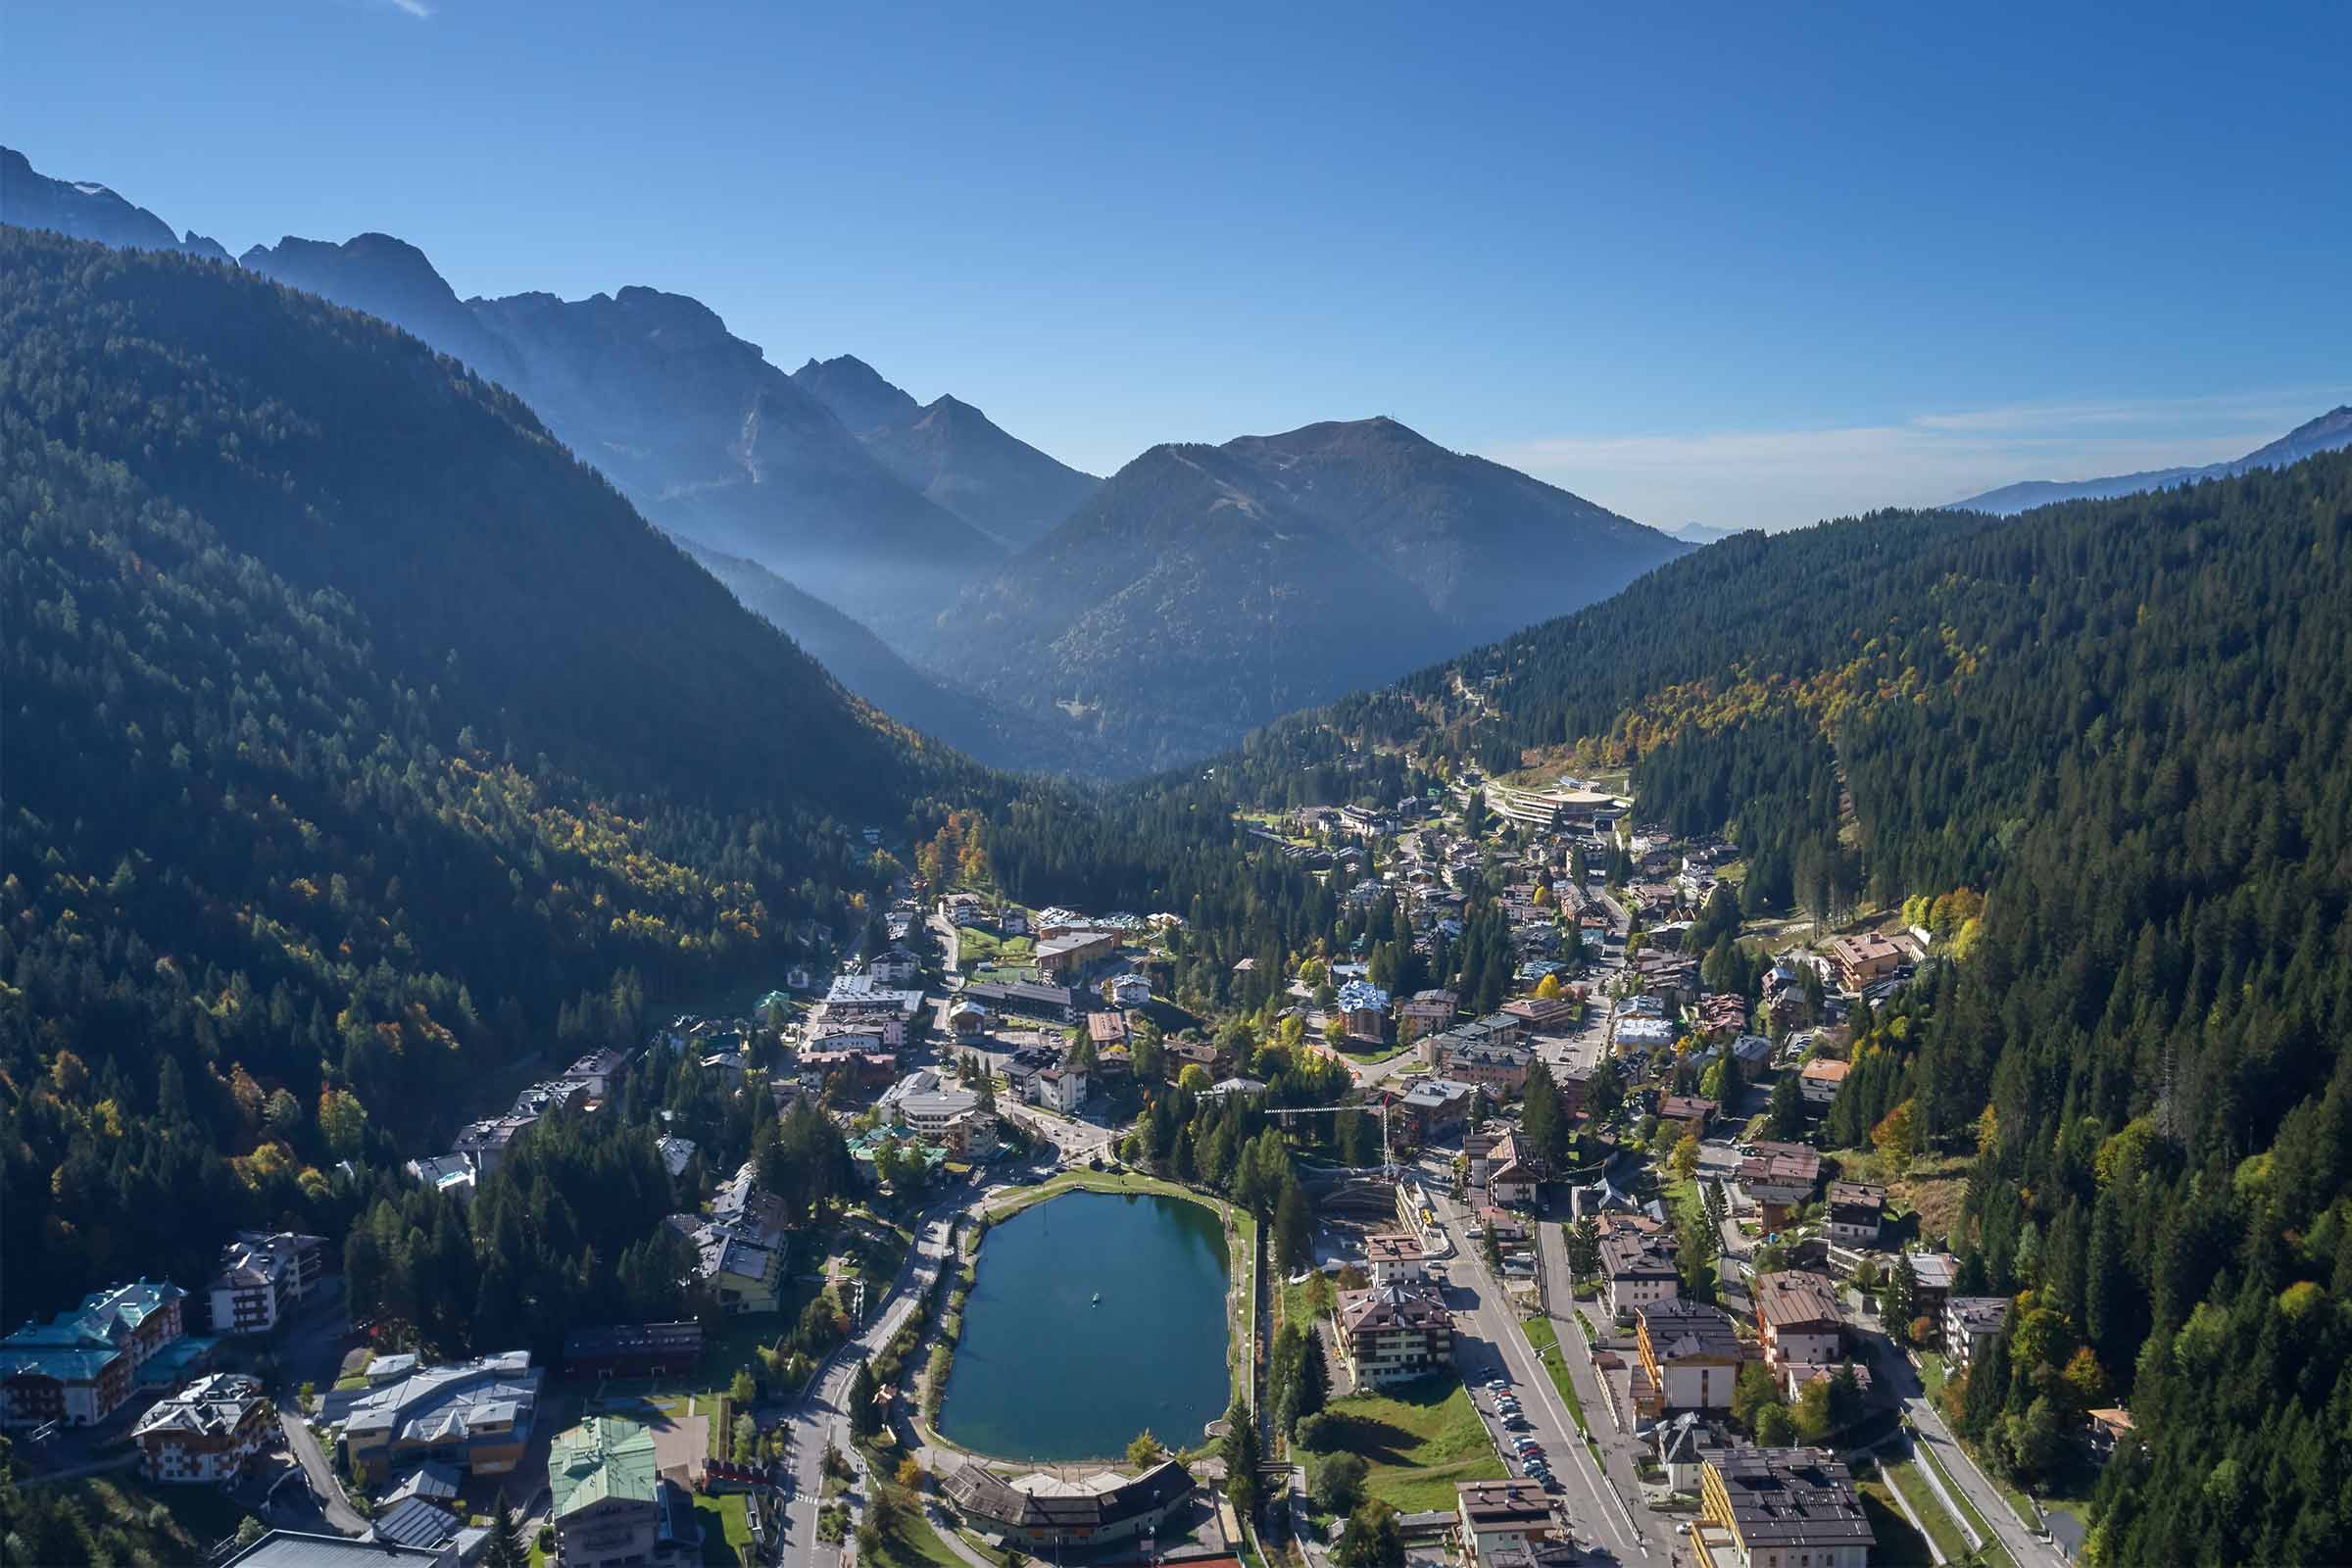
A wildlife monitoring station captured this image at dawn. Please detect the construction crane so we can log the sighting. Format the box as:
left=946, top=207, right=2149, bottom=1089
left=1262, top=1099, right=1400, bottom=1180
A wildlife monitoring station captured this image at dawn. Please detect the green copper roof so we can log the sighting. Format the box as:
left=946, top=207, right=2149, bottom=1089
left=549, top=1415, right=660, bottom=1520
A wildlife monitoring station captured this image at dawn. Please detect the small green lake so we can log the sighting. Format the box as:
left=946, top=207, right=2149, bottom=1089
left=939, top=1191, right=1230, bottom=1460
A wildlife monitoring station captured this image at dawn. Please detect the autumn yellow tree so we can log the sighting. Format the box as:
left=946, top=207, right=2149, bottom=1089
left=1535, top=973, right=1563, bottom=1000
left=1872, top=1099, right=1917, bottom=1177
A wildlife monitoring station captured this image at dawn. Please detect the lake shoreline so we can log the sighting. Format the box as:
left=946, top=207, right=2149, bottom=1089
left=933, top=1180, right=1250, bottom=1463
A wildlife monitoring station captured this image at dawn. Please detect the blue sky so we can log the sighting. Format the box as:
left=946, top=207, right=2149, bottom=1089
left=9, top=1, right=2348, bottom=528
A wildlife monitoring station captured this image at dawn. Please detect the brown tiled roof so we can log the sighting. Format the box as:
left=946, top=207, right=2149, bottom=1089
left=1752, top=1271, right=1842, bottom=1332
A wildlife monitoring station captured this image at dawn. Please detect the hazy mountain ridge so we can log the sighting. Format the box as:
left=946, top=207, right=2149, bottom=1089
left=1947, top=405, right=2352, bottom=514
left=1, top=146, right=232, bottom=263
left=794, top=353, right=1102, bottom=550
left=677, top=536, right=1088, bottom=773
left=929, top=419, right=1688, bottom=770
left=234, top=238, right=1003, bottom=626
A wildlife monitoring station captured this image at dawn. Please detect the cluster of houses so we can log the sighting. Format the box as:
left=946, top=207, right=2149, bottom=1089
left=406, top=1042, right=640, bottom=1201
left=0, top=1230, right=356, bottom=1495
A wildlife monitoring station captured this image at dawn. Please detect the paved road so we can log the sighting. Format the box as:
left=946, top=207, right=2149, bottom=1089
left=782, top=1193, right=981, bottom=1568
left=1430, top=1184, right=1650, bottom=1563
left=927, top=912, right=963, bottom=982
left=280, top=1408, right=369, bottom=1537
left=1524, top=1194, right=1690, bottom=1566
left=1853, top=1305, right=2060, bottom=1568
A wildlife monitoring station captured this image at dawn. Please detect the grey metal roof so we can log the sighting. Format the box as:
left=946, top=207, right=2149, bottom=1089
left=223, top=1529, right=452, bottom=1568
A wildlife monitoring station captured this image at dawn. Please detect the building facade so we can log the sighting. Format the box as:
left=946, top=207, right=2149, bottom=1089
left=1337, top=1284, right=1453, bottom=1388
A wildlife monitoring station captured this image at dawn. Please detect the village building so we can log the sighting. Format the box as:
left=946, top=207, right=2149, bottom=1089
left=1033, top=928, right=1120, bottom=981
left=867, top=947, right=921, bottom=984
left=1456, top=1479, right=1559, bottom=1566
left=1633, top=1300, right=1753, bottom=1418
left=1337, top=979, right=1393, bottom=1040
left=1827, top=932, right=1905, bottom=994
left=221, top=1532, right=450, bottom=1568
left=1824, top=1183, right=1886, bottom=1249
left=206, top=1231, right=328, bottom=1337
left=1691, top=1447, right=1874, bottom=1568
left=1750, top=1271, right=1844, bottom=1368
left=2086, top=1407, right=2135, bottom=1463
left=1798, top=1057, right=1851, bottom=1108
left=548, top=1415, right=703, bottom=1568
left=1654, top=1412, right=1740, bottom=1493
left=0, top=1278, right=204, bottom=1429
left=960, top=980, right=1076, bottom=1023
left=564, top=1046, right=635, bottom=1096
left=1943, top=1296, right=2012, bottom=1375
left=1733, top=1144, right=1823, bottom=1230
left=1336, top=1283, right=1453, bottom=1387
left=562, top=1323, right=703, bottom=1383
left=1906, top=1251, right=1961, bottom=1323
left=130, top=1371, right=271, bottom=1483
left=1364, top=1232, right=1427, bottom=1287
left=1396, top=1077, right=1477, bottom=1140
left=1034, top=1063, right=1090, bottom=1114
left=340, top=1349, right=541, bottom=1485
left=1600, top=1233, right=1682, bottom=1318
left=1434, top=1037, right=1535, bottom=1099
left=1657, top=1095, right=1716, bottom=1141
left=941, top=1459, right=1195, bottom=1552
left=1397, top=988, right=1459, bottom=1045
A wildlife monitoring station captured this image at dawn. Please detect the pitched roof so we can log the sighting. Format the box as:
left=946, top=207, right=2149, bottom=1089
left=1340, top=1283, right=1449, bottom=1333
left=943, top=1458, right=1194, bottom=1531
left=549, top=1416, right=660, bottom=1520
left=131, top=1372, right=267, bottom=1441
left=1638, top=1300, right=1748, bottom=1362
left=1752, top=1271, right=1843, bottom=1333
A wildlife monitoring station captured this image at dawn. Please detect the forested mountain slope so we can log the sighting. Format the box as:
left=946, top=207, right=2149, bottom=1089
left=931, top=417, right=1687, bottom=772
left=1213, top=455, right=2352, bottom=1563
left=1948, top=404, right=2352, bottom=514
left=0, top=229, right=973, bottom=1320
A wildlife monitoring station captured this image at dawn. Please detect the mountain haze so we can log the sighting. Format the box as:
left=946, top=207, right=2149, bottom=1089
left=236, top=236, right=1003, bottom=627
left=678, top=537, right=1086, bottom=773
left=0, top=145, right=232, bottom=263
left=794, top=353, right=1102, bottom=549
left=1947, top=405, right=2352, bottom=514
left=930, top=416, right=1689, bottom=769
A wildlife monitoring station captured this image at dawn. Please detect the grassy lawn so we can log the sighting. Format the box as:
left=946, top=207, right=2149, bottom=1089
left=1882, top=1454, right=1974, bottom=1563
left=1317, top=1375, right=1506, bottom=1513
left=982, top=1168, right=1204, bottom=1218
left=1520, top=1315, right=1588, bottom=1435
left=853, top=1446, right=966, bottom=1568
left=1857, top=1483, right=1936, bottom=1568
left=1917, top=1349, right=1947, bottom=1402
left=333, top=1348, right=374, bottom=1391
left=692, top=1493, right=755, bottom=1567
left=956, top=926, right=1035, bottom=965
left=1917, top=1439, right=2003, bottom=1546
